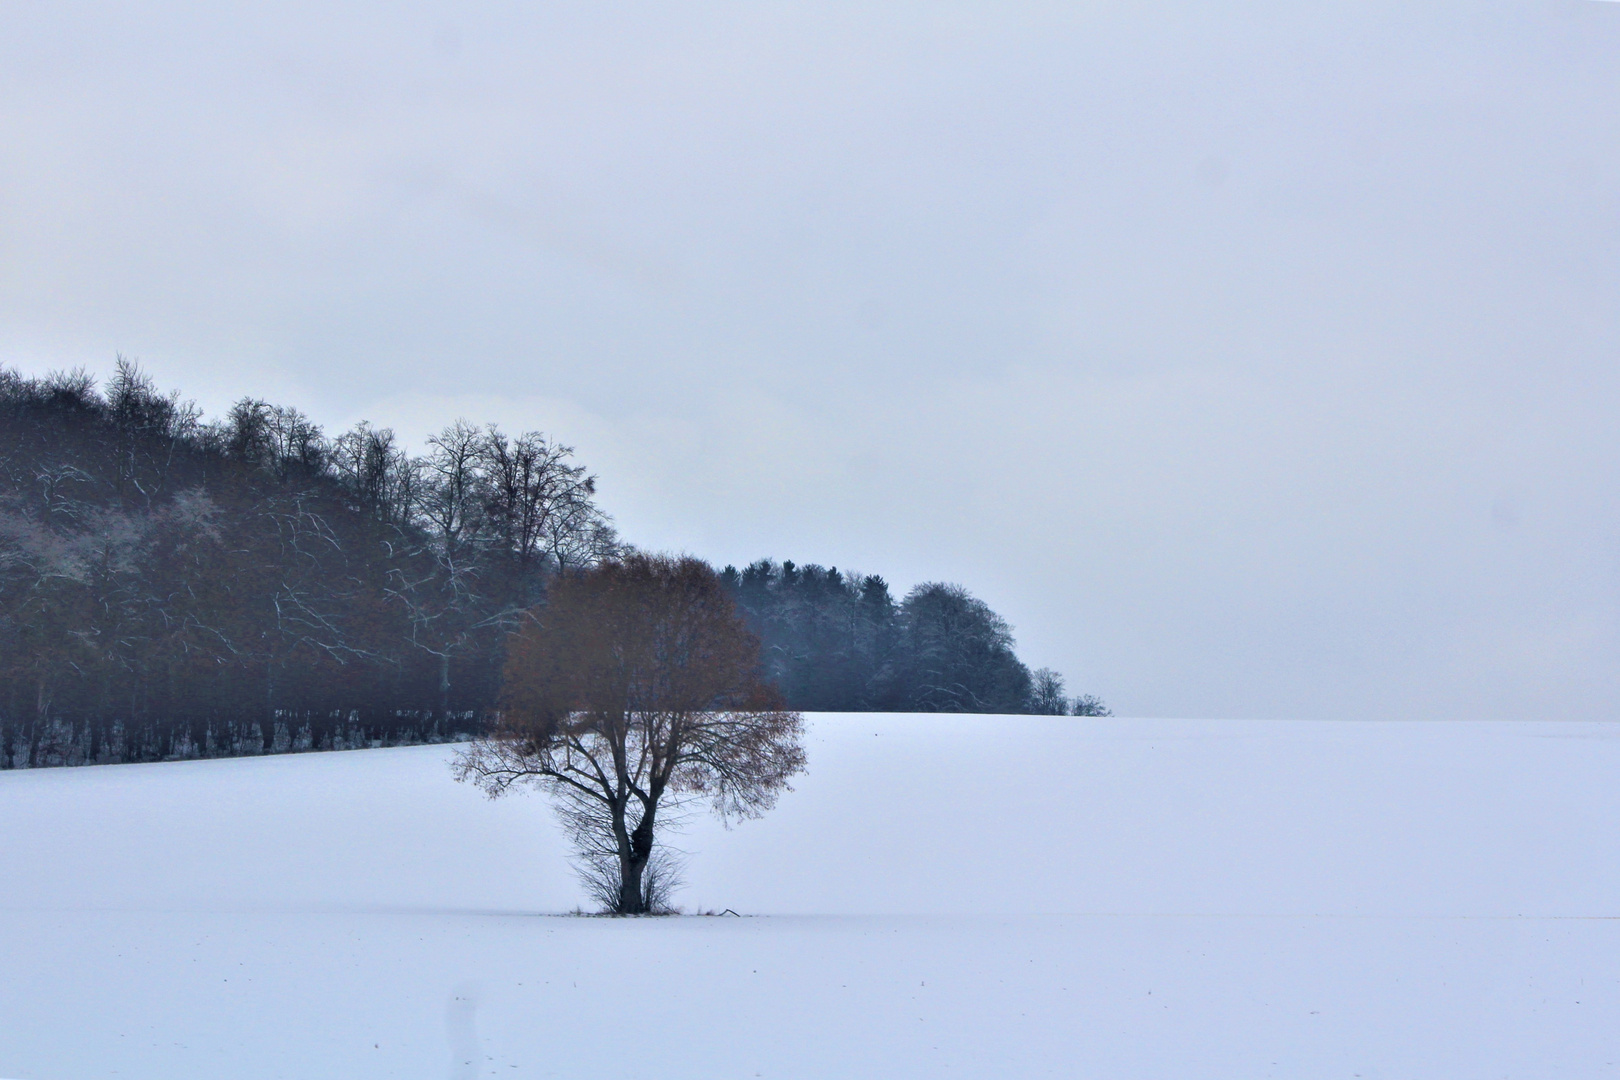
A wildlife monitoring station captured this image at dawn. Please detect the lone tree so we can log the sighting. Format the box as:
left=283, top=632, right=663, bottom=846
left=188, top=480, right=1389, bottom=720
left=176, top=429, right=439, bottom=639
left=454, top=553, right=805, bottom=914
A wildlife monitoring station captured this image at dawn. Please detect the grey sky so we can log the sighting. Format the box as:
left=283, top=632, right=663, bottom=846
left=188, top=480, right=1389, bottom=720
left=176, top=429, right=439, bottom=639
left=3, top=1, right=1618, bottom=719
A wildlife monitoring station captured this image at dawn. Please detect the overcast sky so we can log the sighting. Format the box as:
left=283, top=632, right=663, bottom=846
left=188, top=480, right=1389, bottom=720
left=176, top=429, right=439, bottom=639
left=3, top=1, right=1618, bottom=720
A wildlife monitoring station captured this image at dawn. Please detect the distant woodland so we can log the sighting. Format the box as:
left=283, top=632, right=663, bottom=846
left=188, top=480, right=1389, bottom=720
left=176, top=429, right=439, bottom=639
left=0, top=362, right=1106, bottom=769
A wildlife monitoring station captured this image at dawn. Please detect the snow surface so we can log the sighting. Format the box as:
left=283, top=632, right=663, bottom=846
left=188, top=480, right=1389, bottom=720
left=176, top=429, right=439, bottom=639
left=2, top=715, right=1618, bottom=1078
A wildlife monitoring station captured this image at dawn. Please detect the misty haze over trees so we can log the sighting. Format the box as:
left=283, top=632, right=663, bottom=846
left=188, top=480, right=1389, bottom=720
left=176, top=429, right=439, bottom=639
left=0, top=363, right=1106, bottom=769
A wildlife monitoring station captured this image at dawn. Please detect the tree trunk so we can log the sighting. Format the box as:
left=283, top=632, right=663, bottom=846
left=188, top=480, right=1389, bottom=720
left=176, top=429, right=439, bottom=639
left=438, top=653, right=452, bottom=724
left=605, top=792, right=658, bottom=914
left=265, top=662, right=276, bottom=753
left=30, top=673, right=50, bottom=767
left=617, top=854, right=647, bottom=915
left=616, top=805, right=657, bottom=914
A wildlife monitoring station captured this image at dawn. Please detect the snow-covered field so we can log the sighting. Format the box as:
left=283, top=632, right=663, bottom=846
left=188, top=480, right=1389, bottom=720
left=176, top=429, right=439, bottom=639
left=3, top=715, right=1618, bottom=1079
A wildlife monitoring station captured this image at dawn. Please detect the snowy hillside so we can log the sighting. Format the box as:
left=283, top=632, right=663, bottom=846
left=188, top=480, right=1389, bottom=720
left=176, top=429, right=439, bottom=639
left=3, top=715, right=1618, bottom=1078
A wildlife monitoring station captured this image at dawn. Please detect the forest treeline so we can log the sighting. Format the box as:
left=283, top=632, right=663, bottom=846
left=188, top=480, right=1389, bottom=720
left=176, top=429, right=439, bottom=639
left=722, top=561, right=1102, bottom=717
left=0, top=363, right=1106, bottom=769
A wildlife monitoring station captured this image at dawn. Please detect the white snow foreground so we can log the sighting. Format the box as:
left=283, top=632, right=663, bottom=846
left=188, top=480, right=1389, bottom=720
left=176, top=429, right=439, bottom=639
left=2, top=715, right=1617, bottom=1078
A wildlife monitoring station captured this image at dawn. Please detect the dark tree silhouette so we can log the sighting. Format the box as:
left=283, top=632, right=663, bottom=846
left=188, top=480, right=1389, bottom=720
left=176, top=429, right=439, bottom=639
left=0, top=364, right=617, bottom=767
left=893, top=582, right=1032, bottom=713
left=718, top=559, right=1107, bottom=716
left=1070, top=694, right=1113, bottom=717
left=1029, top=668, right=1069, bottom=715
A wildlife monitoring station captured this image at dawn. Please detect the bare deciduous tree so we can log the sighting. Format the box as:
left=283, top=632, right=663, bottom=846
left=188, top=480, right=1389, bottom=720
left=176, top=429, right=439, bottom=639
left=330, top=421, right=420, bottom=526
left=453, top=554, right=805, bottom=914
left=1029, top=667, right=1068, bottom=714
left=388, top=421, right=509, bottom=721
left=419, top=420, right=487, bottom=548
left=1070, top=694, right=1112, bottom=717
